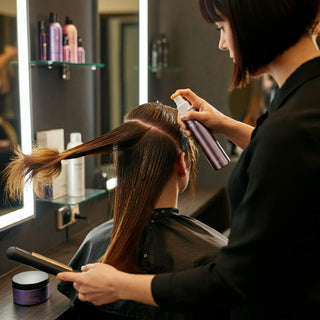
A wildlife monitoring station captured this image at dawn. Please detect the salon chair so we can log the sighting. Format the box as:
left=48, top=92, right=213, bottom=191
left=56, top=300, right=134, bottom=320
left=57, top=308, right=134, bottom=320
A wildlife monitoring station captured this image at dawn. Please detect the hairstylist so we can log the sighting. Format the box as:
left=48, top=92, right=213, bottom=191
left=58, top=0, right=320, bottom=318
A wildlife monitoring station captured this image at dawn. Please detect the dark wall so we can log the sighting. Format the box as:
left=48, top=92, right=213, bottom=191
left=29, top=0, right=100, bottom=184
left=148, top=0, right=236, bottom=188
left=0, top=0, right=107, bottom=275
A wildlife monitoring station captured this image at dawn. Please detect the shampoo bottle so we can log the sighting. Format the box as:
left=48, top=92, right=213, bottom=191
left=161, top=34, right=169, bottom=68
left=77, top=37, right=85, bottom=63
left=62, top=34, right=71, bottom=62
left=150, top=34, right=159, bottom=70
left=173, top=95, right=230, bottom=170
left=38, top=21, right=47, bottom=61
left=150, top=34, right=163, bottom=70
left=62, top=16, right=78, bottom=63
left=67, top=132, right=85, bottom=197
left=48, top=12, right=62, bottom=61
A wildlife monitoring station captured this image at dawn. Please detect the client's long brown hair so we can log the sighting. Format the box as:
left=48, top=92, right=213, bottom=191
left=4, top=102, right=197, bottom=272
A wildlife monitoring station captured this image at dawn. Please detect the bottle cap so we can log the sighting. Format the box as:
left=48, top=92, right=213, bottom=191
left=173, top=95, right=190, bottom=114
left=65, top=16, right=73, bottom=24
left=70, top=132, right=82, bottom=143
left=63, top=34, right=69, bottom=46
left=78, top=37, right=83, bottom=47
left=49, top=12, right=57, bottom=23
left=38, top=21, right=46, bottom=33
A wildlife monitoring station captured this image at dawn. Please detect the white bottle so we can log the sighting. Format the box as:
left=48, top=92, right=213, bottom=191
left=67, top=132, right=85, bottom=197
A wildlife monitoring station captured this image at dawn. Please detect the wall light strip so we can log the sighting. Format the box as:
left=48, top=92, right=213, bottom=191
left=17, top=0, right=32, bottom=155
left=17, top=0, right=34, bottom=218
left=0, top=0, right=35, bottom=230
left=139, top=0, right=148, bottom=104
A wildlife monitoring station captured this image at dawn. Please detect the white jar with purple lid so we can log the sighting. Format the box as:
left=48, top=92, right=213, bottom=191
left=12, top=271, right=50, bottom=305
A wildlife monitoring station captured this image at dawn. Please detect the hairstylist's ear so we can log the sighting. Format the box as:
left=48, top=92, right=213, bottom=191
left=177, top=153, right=187, bottom=176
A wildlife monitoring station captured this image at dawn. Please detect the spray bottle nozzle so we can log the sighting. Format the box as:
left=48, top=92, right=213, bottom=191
left=173, top=95, right=185, bottom=105
left=173, top=95, right=191, bottom=114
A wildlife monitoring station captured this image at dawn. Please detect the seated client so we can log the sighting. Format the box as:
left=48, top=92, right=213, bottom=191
left=4, top=102, right=228, bottom=319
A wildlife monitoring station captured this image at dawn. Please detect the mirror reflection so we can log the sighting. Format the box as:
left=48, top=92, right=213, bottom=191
left=98, top=0, right=139, bottom=170
left=98, top=0, right=139, bottom=133
left=0, top=0, right=21, bottom=216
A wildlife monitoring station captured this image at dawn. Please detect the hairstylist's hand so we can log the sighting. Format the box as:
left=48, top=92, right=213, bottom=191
left=171, top=88, right=226, bottom=134
left=172, top=88, right=254, bottom=149
left=57, top=263, right=157, bottom=307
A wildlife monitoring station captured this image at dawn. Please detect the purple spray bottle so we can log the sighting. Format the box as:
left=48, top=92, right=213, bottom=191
left=174, top=95, right=230, bottom=170
left=48, top=12, right=62, bottom=62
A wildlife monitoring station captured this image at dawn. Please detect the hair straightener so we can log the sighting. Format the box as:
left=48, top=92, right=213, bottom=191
left=7, top=246, right=74, bottom=275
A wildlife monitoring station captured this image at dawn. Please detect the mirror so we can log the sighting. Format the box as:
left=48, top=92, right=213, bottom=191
left=138, top=0, right=148, bottom=104
left=0, top=0, right=34, bottom=231
left=96, top=0, right=147, bottom=183
left=98, top=0, right=142, bottom=134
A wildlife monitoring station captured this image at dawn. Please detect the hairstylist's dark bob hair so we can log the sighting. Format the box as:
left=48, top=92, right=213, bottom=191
left=199, top=0, right=320, bottom=88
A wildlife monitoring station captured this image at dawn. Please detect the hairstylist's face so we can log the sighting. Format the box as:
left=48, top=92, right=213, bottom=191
left=216, top=20, right=235, bottom=63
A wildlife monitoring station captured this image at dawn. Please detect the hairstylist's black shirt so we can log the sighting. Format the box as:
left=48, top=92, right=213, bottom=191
left=152, top=57, right=320, bottom=319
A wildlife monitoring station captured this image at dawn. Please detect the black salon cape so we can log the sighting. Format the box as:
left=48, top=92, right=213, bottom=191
left=152, top=58, right=320, bottom=319
left=58, top=208, right=228, bottom=319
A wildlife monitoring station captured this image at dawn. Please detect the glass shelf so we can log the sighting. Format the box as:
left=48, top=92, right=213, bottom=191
left=37, top=188, right=107, bottom=206
left=133, top=65, right=183, bottom=72
left=11, top=61, right=104, bottom=79
left=134, top=65, right=182, bottom=79
left=11, top=60, right=105, bottom=69
left=149, top=65, right=183, bottom=72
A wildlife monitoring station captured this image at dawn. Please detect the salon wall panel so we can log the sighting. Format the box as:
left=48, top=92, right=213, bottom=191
left=148, top=0, right=234, bottom=187
left=29, top=0, right=99, bottom=184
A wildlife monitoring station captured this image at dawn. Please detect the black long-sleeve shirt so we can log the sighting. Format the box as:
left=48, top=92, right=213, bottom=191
left=152, top=57, right=320, bottom=319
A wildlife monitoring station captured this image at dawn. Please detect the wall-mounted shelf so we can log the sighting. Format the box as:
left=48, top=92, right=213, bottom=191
left=149, top=65, right=182, bottom=79
left=134, top=65, right=182, bottom=79
left=149, top=65, right=182, bottom=73
left=10, top=61, right=105, bottom=80
left=134, top=65, right=182, bottom=72
left=37, top=188, right=106, bottom=206
left=30, top=60, right=104, bottom=68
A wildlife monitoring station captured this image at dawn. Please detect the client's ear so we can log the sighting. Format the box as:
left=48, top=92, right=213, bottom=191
left=177, top=152, right=187, bottom=176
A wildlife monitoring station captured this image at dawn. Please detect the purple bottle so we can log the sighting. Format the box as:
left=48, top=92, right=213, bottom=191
left=48, top=12, right=62, bottom=61
left=38, top=21, right=47, bottom=61
left=174, top=95, right=230, bottom=170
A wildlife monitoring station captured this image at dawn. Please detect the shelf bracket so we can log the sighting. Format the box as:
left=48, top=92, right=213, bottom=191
left=61, top=64, right=71, bottom=80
